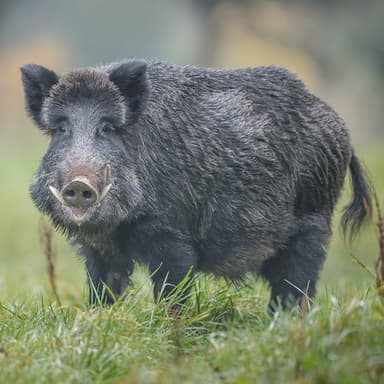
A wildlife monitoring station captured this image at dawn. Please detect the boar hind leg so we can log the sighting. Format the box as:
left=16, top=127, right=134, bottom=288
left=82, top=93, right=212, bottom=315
left=261, top=214, right=331, bottom=312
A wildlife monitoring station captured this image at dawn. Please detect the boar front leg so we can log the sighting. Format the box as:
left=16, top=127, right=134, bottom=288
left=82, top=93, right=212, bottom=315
left=82, top=246, right=133, bottom=306
left=143, top=233, right=197, bottom=304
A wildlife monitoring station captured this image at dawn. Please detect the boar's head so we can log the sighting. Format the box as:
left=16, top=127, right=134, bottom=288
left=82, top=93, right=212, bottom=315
left=21, top=61, right=149, bottom=233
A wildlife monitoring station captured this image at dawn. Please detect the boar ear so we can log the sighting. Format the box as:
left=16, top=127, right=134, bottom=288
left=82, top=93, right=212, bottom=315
left=20, top=64, right=59, bottom=128
left=109, top=60, right=149, bottom=122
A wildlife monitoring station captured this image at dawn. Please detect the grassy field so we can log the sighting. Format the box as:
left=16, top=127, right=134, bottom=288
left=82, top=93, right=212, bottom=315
left=0, top=138, right=383, bottom=383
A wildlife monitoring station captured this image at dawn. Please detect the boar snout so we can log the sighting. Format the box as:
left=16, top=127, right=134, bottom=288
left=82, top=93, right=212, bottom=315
left=62, top=177, right=98, bottom=208
left=48, top=165, right=112, bottom=212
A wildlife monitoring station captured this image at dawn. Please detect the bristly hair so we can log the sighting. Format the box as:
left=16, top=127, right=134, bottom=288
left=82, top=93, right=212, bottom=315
left=42, top=69, right=127, bottom=128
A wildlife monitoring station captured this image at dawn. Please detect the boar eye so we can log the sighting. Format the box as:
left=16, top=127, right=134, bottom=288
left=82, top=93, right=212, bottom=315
left=100, top=121, right=115, bottom=135
left=53, top=118, right=68, bottom=134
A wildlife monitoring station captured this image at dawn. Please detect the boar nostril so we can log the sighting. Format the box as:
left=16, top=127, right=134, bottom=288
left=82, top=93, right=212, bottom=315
left=62, top=179, right=98, bottom=208
left=82, top=190, right=92, bottom=199
left=64, top=189, right=76, bottom=198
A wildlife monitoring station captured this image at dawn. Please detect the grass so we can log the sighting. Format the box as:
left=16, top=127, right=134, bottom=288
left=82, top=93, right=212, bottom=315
left=1, top=278, right=384, bottom=383
left=0, top=136, right=384, bottom=383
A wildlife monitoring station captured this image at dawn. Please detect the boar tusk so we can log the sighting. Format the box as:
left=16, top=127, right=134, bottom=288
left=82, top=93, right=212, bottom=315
left=48, top=185, right=66, bottom=205
left=105, top=164, right=111, bottom=181
left=98, top=184, right=112, bottom=203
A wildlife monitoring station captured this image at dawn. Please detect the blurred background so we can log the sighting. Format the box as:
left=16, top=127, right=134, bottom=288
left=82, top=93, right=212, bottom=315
left=0, top=0, right=383, bottom=301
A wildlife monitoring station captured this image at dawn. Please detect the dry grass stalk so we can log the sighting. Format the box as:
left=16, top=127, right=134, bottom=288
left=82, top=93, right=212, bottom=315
left=371, top=185, right=384, bottom=295
left=299, top=296, right=310, bottom=317
left=39, top=217, right=61, bottom=303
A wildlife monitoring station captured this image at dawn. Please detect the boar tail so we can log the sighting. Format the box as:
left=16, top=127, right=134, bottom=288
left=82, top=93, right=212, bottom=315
left=341, top=149, right=372, bottom=239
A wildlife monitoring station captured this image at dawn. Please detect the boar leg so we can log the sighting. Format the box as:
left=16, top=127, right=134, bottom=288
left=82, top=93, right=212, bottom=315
left=261, top=214, right=331, bottom=312
left=145, top=236, right=197, bottom=304
left=84, top=247, right=133, bottom=306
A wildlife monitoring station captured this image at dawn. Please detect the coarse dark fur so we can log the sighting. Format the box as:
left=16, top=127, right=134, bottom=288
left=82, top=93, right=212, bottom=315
left=21, top=59, right=372, bottom=310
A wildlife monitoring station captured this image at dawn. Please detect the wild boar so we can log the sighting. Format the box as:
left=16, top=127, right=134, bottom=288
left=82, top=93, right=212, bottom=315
left=21, top=60, right=371, bottom=310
